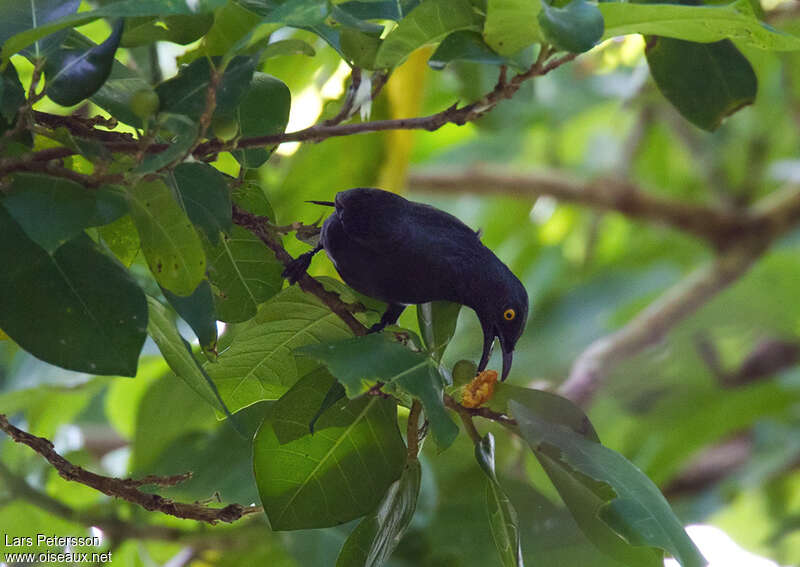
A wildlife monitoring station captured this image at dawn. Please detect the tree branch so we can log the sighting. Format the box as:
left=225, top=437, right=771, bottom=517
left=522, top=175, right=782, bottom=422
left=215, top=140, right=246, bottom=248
left=0, top=415, right=261, bottom=525
left=559, top=184, right=800, bottom=406
left=409, top=167, right=762, bottom=249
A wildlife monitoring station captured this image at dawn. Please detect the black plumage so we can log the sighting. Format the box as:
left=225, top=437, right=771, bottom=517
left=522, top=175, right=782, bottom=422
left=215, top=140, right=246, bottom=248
left=284, top=188, right=529, bottom=380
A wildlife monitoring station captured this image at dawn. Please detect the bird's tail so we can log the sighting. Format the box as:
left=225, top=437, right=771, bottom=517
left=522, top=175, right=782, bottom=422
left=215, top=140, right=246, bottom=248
left=306, top=200, right=335, bottom=206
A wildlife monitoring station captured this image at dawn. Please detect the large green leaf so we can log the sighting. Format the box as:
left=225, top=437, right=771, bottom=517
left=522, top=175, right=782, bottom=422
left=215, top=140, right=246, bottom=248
left=170, top=162, right=232, bottom=244
left=475, top=434, right=523, bottom=567
left=1, top=0, right=226, bottom=61
left=2, top=174, right=126, bottom=253
left=374, top=0, right=481, bottom=68
left=538, top=0, right=603, bottom=54
left=483, top=0, right=542, bottom=55
left=0, top=209, right=147, bottom=376
left=336, top=460, right=421, bottom=567
left=1, top=63, right=25, bottom=124
left=0, top=0, right=79, bottom=59
left=122, top=13, right=215, bottom=46
left=510, top=399, right=706, bottom=567
left=203, top=225, right=284, bottom=323
left=44, top=20, right=124, bottom=107
left=126, top=177, right=206, bottom=296
left=89, top=56, right=153, bottom=129
left=146, top=296, right=228, bottom=413
left=253, top=368, right=406, bottom=530
left=298, top=334, right=460, bottom=449
left=233, top=72, right=291, bottom=168
left=600, top=0, right=800, bottom=50
left=645, top=38, right=757, bottom=131
left=429, top=31, right=519, bottom=70
left=207, top=287, right=354, bottom=413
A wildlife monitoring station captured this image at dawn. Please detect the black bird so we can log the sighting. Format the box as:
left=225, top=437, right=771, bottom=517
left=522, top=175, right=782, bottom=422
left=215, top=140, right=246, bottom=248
left=284, top=188, right=529, bottom=381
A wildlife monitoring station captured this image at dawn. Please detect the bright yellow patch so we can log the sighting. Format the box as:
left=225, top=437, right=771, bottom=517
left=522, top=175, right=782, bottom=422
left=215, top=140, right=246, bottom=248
left=461, top=370, right=498, bottom=408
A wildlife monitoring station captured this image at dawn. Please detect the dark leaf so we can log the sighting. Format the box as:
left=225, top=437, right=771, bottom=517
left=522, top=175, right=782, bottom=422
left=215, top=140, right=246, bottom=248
left=155, top=56, right=256, bottom=121
left=1, top=63, right=25, bottom=124
left=2, top=174, right=126, bottom=253
left=122, top=13, right=215, bottom=47
left=0, top=209, right=146, bottom=376
left=161, top=280, right=218, bottom=351
left=538, top=0, right=604, bottom=54
left=645, top=37, right=757, bottom=131
left=337, top=1, right=401, bottom=22
left=234, top=73, right=291, bottom=168
left=417, top=300, right=461, bottom=361
left=336, top=460, right=421, bottom=567
left=253, top=368, right=406, bottom=530
left=44, top=20, right=124, bottom=107
left=170, top=162, right=232, bottom=244
left=134, top=113, right=198, bottom=174
left=429, top=30, right=517, bottom=70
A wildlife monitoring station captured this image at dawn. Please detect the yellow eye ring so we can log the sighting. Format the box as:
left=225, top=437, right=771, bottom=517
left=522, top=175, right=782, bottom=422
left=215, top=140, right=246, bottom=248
left=503, top=309, right=516, bottom=321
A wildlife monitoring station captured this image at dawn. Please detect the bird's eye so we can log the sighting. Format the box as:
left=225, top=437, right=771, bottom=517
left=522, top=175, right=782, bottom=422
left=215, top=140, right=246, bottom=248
left=503, top=309, right=516, bottom=321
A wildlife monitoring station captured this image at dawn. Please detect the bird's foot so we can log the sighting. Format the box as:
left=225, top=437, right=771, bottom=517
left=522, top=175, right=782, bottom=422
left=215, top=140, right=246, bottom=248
left=282, top=253, right=314, bottom=284
left=367, top=321, right=388, bottom=334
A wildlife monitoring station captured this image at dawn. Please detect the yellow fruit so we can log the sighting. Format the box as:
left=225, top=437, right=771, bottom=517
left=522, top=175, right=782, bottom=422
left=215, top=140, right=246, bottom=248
left=129, top=89, right=160, bottom=119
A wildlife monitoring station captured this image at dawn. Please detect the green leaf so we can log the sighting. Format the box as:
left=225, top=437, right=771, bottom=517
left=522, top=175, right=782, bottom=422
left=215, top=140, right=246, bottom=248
left=134, top=113, right=199, bottom=174
left=645, top=38, right=757, bottom=131
left=122, top=13, right=215, bottom=46
left=127, top=177, right=206, bottom=296
left=146, top=296, right=228, bottom=414
left=475, top=434, right=523, bottom=567
left=538, top=0, right=604, bottom=54
left=429, top=30, right=518, bottom=70
left=253, top=368, right=406, bottom=530
left=155, top=55, right=256, bottom=121
left=244, top=0, right=330, bottom=26
left=483, top=0, right=542, bottom=56
left=44, top=20, right=124, bottom=107
left=2, top=174, right=126, bottom=253
left=207, top=287, right=354, bottom=413
left=0, top=209, right=147, bottom=376
left=201, top=1, right=262, bottom=57
left=203, top=225, right=284, bottom=323
left=600, top=0, right=800, bottom=51
left=1, top=0, right=226, bottom=61
left=340, top=29, right=382, bottom=70
left=0, top=0, right=79, bottom=59
left=510, top=399, right=706, bottom=567
left=417, top=300, right=461, bottom=361
left=234, top=72, right=291, bottom=168
left=170, top=162, right=232, bottom=244
left=1, top=63, right=25, bottom=123
left=337, top=1, right=401, bottom=22
left=98, top=214, right=141, bottom=267
left=161, top=280, right=218, bottom=351
left=336, top=460, right=421, bottom=567
left=298, top=334, right=460, bottom=449
left=374, top=0, right=481, bottom=68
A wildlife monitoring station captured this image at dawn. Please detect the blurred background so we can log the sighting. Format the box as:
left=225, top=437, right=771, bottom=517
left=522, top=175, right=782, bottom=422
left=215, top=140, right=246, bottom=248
left=3, top=3, right=800, bottom=566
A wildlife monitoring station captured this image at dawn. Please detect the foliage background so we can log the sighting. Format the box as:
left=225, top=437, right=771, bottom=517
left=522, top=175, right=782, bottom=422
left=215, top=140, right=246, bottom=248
left=2, top=0, right=800, bottom=566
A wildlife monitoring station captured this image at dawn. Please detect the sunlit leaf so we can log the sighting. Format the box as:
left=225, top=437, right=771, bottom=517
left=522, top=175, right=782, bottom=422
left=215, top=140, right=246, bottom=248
left=234, top=72, right=291, bottom=168
left=126, top=177, right=206, bottom=296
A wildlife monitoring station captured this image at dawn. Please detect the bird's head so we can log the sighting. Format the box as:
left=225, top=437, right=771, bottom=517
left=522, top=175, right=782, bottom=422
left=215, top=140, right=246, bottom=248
left=473, top=267, right=529, bottom=381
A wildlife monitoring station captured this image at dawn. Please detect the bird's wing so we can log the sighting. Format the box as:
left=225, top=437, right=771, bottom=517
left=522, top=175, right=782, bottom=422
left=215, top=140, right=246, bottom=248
left=339, top=192, right=480, bottom=254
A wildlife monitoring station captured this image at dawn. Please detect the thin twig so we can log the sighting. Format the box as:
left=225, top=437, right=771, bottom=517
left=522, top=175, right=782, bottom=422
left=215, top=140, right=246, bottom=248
left=323, top=67, right=362, bottom=126
left=0, top=415, right=261, bottom=525
left=406, top=400, right=422, bottom=460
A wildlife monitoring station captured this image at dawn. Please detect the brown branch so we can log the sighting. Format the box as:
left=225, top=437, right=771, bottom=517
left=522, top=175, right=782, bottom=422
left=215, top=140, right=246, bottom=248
left=409, top=168, right=762, bottom=249
left=406, top=400, right=422, bottom=460
left=230, top=205, right=367, bottom=336
left=323, top=67, right=362, bottom=127
left=0, top=414, right=261, bottom=525
left=559, top=184, right=800, bottom=406
left=33, top=111, right=133, bottom=144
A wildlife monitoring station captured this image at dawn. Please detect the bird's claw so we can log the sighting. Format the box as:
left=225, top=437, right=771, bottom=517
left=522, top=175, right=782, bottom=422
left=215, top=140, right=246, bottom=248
left=282, top=253, right=313, bottom=284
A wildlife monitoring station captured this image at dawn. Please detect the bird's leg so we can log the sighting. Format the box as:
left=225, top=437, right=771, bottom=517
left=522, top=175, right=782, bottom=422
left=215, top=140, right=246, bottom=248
left=282, top=243, right=323, bottom=284
left=368, top=303, right=406, bottom=333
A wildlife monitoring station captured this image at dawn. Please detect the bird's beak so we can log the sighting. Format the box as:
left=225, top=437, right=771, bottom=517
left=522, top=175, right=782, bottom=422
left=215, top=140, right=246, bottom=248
left=477, top=323, right=514, bottom=381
